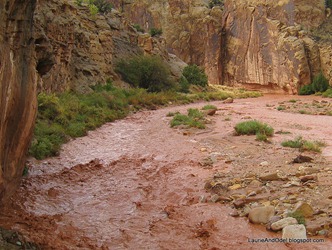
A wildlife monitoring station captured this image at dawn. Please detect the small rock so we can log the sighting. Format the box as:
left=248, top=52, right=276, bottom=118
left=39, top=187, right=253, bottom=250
left=199, top=195, right=206, bottom=203
left=259, top=172, right=282, bottom=181
left=223, top=97, right=233, bottom=104
left=260, top=161, right=269, bottom=167
left=266, top=216, right=282, bottom=231
left=247, top=179, right=263, bottom=188
left=229, top=210, right=239, bottom=217
left=292, top=155, right=313, bottom=163
left=233, top=199, right=247, bottom=209
left=228, top=184, right=242, bottom=190
left=306, top=222, right=323, bottom=235
left=210, top=194, right=220, bottom=203
left=200, top=148, right=207, bottom=152
left=282, top=224, right=307, bottom=241
left=248, top=206, right=275, bottom=224
left=300, top=175, right=316, bottom=182
left=247, top=191, right=257, bottom=197
left=206, top=109, right=217, bottom=116
left=271, top=217, right=298, bottom=231
left=293, top=202, right=314, bottom=218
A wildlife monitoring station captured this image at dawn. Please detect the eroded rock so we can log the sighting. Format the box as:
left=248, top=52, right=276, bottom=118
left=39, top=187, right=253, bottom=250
left=248, top=206, right=275, bottom=224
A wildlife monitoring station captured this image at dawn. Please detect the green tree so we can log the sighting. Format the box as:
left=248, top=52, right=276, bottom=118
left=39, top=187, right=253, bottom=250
left=182, top=64, right=208, bottom=87
left=116, top=55, right=175, bottom=92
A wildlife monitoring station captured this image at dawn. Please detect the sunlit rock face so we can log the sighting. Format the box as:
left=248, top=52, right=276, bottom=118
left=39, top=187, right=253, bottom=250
left=0, top=0, right=37, bottom=202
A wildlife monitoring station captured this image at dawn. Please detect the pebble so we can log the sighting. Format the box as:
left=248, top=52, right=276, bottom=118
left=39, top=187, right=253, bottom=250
left=260, top=161, right=269, bottom=167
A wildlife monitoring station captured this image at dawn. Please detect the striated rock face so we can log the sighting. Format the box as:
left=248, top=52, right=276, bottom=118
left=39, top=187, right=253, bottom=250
left=221, top=0, right=325, bottom=93
left=0, top=0, right=37, bottom=201
left=113, top=0, right=330, bottom=93
left=112, top=0, right=223, bottom=84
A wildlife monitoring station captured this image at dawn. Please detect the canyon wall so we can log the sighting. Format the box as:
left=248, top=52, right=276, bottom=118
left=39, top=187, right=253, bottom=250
left=0, top=0, right=37, bottom=201
left=34, top=0, right=185, bottom=93
left=114, top=0, right=329, bottom=93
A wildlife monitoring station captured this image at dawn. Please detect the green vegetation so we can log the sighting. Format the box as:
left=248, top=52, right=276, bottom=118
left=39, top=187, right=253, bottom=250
left=75, top=0, right=112, bottom=15
left=277, top=106, right=286, bottom=111
left=116, top=55, right=175, bottom=92
left=322, top=88, right=332, bottom=97
left=281, top=136, right=326, bottom=152
left=170, top=108, right=205, bottom=129
left=182, top=64, right=208, bottom=87
left=149, top=28, right=163, bottom=37
left=209, top=0, right=224, bottom=8
left=234, top=120, right=274, bottom=137
left=133, top=24, right=144, bottom=33
left=30, top=81, right=261, bottom=160
left=326, top=0, right=332, bottom=9
left=288, top=211, right=306, bottom=225
left=288, top=99, right=297, bottom=103
left=256, top=133, right=268, bottom=142
left=299, top=72, right=330, bottom=95
left=202, top=104, right=217, bottom=110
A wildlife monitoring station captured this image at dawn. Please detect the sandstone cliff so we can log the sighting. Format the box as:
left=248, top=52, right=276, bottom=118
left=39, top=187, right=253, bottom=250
left=0, top=0, right=37, bottom=201
left=113, top=0, right=330, bottom=93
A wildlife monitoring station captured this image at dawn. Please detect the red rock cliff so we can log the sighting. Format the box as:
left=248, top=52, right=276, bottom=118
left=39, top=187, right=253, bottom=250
left=0, top=0, right=37, bottom=201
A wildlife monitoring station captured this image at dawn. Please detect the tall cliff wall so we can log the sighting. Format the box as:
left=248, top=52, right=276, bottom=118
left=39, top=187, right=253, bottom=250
left=0, top=0, right=37, bottom=201
left=114, top=0, right=329, bottom=93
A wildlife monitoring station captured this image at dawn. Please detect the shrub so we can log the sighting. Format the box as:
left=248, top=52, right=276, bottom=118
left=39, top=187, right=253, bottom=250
left=256, top=133, right=268, bottom=142
left=281, top=136, right=326, bottom=152
left=170, top=108, right=206, bottom=129
left=202, top=104, right=217, bottom=110
left=209, top=0, right=224, bottom=8
left=75, top=0, right=84, bottom=6
left=281, top=136, right=303, bottom=148
left=93, top=0, right=112, bottom=14
left=149, top=28, right=163, bottom=37
left=322, top=88, right=332, bottom=97
left=133, top=24, right=144, bottom=33
left=234, top=120, right=274, bottom=137
left=288, top=211, right=305, bottom=225
left=299, top=72, right=329, bottom=95
left=178, top=76, right=190, bottom=93
left=89, top=4, right=99, bottom=15
left=326, top=0, right=332, bottom=9
left=182, top=64, right=208, bottom=87
left=115, top=55, right=175, bottom=92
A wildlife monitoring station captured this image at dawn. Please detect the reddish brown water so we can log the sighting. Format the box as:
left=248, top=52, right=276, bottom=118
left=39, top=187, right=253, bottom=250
left=0, top=95, right=331, bottom=249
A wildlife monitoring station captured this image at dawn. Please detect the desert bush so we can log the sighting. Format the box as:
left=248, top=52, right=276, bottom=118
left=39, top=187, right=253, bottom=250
left=133, top=24, right=144, bottom=33
left=170, top=108, right=205, bottom=129
left=178, top=76, right=190, bottom=93
left=149, top=28, right=163, bottom=37
left=93, top=0, right=112, bottom=14
left=202, top=104, right=217, bottom=110
left=281, top=136, right=326, bottom=152
left=234, top=120, right=274, bottom=137
left=209, top=0, right=224, bottom=8
left=288, top=211, right=306, bottom=225
left=299, top=72, right=329, bottom=95
left=322, top=88, right=332, bottom=97
left=326, top=0, right=332, bottom=9
left=116, top=55, right=175, bottom=92
left=182, top=64, right=208, bottom=87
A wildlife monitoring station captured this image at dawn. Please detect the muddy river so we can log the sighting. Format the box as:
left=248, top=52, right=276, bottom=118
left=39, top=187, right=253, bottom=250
left=0, top=95, right=331, bottom=249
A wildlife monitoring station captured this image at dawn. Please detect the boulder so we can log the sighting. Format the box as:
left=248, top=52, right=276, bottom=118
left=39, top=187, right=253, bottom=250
left=293, top=202, right=314, bottom=218
left=271, top=217, right=298, bottom=231
left=248, top=206, right=275, bottom=224
left=282, top=224, right=307, bottom=241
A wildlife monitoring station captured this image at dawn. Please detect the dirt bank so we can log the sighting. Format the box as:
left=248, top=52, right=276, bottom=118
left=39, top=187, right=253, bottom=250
left=0, top=95, right=331, bottom=249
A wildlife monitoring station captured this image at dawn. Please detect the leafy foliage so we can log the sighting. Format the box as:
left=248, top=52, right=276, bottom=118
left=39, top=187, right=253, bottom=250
left=299, top=72, right=330, bottom=95
left=116, top=55, right=175, bottom=92
left=182, top=64, right=208, bottom=87
left=93, top=0, right=113, bottom=14
left=202, top=104, right=217, bottom=110
left=326, top=0, right=332, bottom=9
left=149, top=28, right=163, bottom=37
